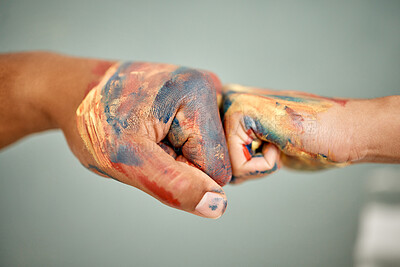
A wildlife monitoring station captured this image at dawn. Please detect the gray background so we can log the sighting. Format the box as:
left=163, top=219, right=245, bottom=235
left=0, top=0, right=399, bottom=266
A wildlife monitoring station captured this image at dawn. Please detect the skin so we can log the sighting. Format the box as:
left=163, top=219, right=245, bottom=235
left=1, top=51, right=399, bottom=215
left=222, top=84, right=400, bottom=184
left=0, top=52, right=231, bottom=218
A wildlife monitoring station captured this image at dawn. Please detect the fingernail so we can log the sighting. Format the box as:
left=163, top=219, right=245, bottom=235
left=195, top=192, right=227, bottom=219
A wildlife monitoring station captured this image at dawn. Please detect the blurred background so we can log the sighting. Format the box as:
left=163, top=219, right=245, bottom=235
left=0, top=0, right=399, bottom=266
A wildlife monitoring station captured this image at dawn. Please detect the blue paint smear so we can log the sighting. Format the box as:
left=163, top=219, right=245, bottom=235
left=87, top=164, right=121, bottom=183
left=264, top=95, right=308, bottom=103
left=243, top=116, right=285, bottom=148
left=319, top=153, right=328, bottom=159
left=110, top=144, right=143, bottom=166
left=231, top=163, right=278, bottom=181
left=152, top=79, right=178, bottom=123
left=222, top=92, right=234, bottom=115
left=87, top=164, right=113, bottom=178
left=102, top=62, right=133, bottom=135
left=152, top=67, right=213, bottom=124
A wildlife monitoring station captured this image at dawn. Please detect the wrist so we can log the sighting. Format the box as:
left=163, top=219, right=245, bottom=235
left=0, top=52, right=57, bottom=147
left=351, top=96, right=400, bottom=163
left=25, top=52, right=115, bottom=132
left=0, top=52, right=115, bottom=148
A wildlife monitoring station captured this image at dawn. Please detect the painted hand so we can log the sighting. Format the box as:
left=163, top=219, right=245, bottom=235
left=71, top=62, right=231, bottom=218
left=222, top=84, right=356, bottom=184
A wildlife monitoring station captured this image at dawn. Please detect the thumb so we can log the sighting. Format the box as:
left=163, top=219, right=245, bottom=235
left=109, top=138, right=227, bottom=219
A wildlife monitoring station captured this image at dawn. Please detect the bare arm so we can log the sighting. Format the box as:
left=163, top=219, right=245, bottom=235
left=0, top=51, right=113, bottom=147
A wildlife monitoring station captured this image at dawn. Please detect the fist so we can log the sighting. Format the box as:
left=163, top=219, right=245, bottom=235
left=222, top=84, right=351, bottom=184
left=69, top=62, right=231, bottom=218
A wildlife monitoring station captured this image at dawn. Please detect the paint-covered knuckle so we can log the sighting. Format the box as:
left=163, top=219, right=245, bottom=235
left=180, top=69, right=216, bottom=99
left=151, top=78, right=182, bottom=124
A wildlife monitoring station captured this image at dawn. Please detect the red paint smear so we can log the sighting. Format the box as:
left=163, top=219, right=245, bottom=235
left=110, top=162, right=180, bottom=207
left=329, top=98, right=348, bottom=106
left=243, top=144, right=252, bottom=161
left=91, top=61, right=114, bottom=76
left=83, top=61, right=114, bottom=97
left=285, top=106, right=304, bottom=131
left=84, top=80, right=100, bottom=97
left=246, top=129, right=253, bottom=137
left=137, top=174, right=181, bottom=207
left=110, top=162, right=129, bottom=177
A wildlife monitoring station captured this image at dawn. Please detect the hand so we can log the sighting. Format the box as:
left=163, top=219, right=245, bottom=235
left=64, top=62, right=231, bottom=218
left=222, top=84, right=378, bottom=184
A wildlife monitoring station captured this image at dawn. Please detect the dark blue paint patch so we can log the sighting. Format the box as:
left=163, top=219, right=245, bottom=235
left=319, top=153, right=328, bottom=159
left=245, top=143, right=253, bottom=155
left=209, top=204, right=218, bottom=211
left=209, top=197, right=222, bottom=211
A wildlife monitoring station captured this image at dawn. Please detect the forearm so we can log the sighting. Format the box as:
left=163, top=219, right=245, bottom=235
left=0, top=52, right=115, bottom=148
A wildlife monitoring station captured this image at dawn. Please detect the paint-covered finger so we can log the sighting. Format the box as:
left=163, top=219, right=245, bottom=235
left=106, top=139, right=228, bottom=219
left=166, top=69, right=232, bottom=186
left=230, top=139, right=280, bottom=182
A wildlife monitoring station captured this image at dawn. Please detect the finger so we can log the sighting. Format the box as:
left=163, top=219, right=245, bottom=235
left=106, top=138, right=228, bottom=219
left=166, top=68, right=232, bottom=186
left=224, top=112, right=280, bottom=183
